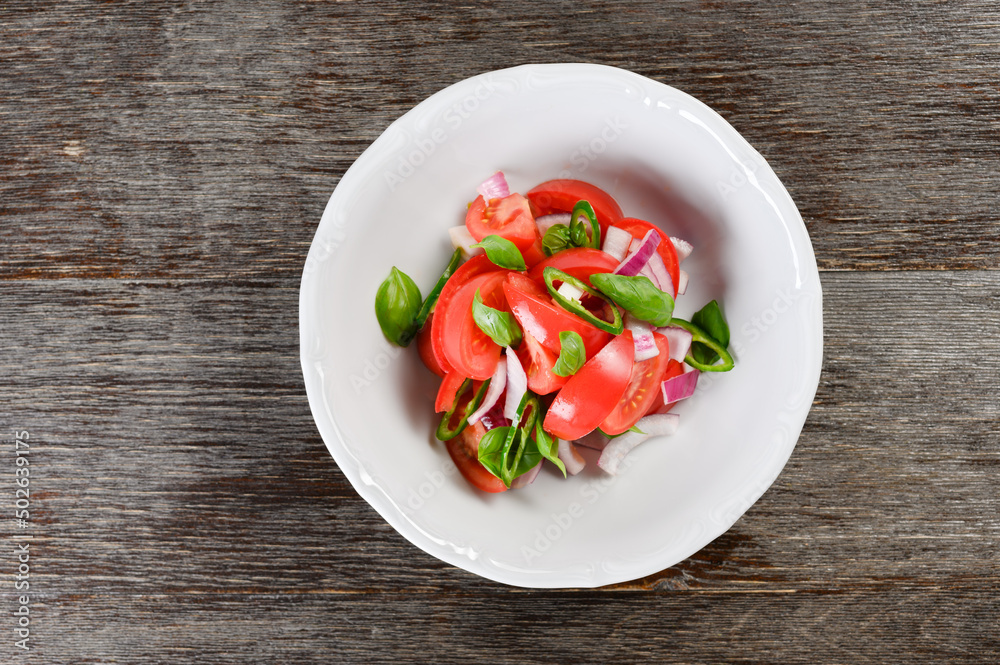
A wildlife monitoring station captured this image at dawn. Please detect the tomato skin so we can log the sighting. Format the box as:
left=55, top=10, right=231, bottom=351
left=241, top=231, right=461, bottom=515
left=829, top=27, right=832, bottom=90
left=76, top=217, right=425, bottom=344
left=613, top=218, right=681, bottom=297
left=600, top=333, right=674, bottom=435
left=527, top=247, right=620, bottom=288
left=516, top=330, right=568, bottom=395
left=466, top=193, right=538, bottom=251
left=543, top=331, right=635, bottom=441
left=435, top=372, right=466, bottom=413
left=417, top=313, right=447, bottom=378
left=439, top=271, right=509, bottom=381
left=526, top=179, right=624, bottom=234
left=431, top=255, right=501, bottom=375
left=502, top=272, right=612, bottom=359
left=645, top=359, right=685, bottom=415
left=445, top=421, right=508, bottom=493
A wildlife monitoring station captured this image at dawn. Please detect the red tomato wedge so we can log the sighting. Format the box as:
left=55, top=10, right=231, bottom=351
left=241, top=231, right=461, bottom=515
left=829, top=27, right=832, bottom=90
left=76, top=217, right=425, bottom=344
left=515, top=330, right=568, bottom=395
left=600, top=332, right=673, bottom=435
left=466, top=193, right=539, bottom=252
left=527, top=247, right=620, bottom=288
left=502, top=272, right=612, bottom=359
left=644, top=359, right=685, bottom=415
left=613, top=218, right=681, bottom=297
left=430, top=255, right=500, bottom=374
left=526, top=179, right=624, bottom=234
left=438, top=271, right=510, bottom=381
left=417, top=312, right=447, bottom=378
left=434, top=372, right=466, bottom=413
left=445, top=421, right=507, bottom=493
left=543, top=331, right=635, bottom=440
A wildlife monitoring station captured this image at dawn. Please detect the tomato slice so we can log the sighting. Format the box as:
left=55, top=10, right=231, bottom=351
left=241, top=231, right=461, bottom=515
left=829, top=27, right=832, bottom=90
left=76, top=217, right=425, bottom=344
left=526, top=179, right=624, bottom=234
left=543, top=331, right=635, bottom=440
left=502, top=272, right=612, bottom=359
left=417, top=312, right=447, bottom=378
left=600, top=333, right=675, bottom=435
left=439, top=271, right=509, bottom=381
left=644, top=359, right=685, bottom=415
left=434, top=372, right=466, bottom=413
left=612, top=218, right=681, bottom=298
left=431, top=255, right=500, bottom=373
left=527, top=247, right=620, bottom=288
left=516, top=330, right=568, bottom=395
left=445, top=421, right=507, bottom=493
left=466, top=193, right=539, bottom=251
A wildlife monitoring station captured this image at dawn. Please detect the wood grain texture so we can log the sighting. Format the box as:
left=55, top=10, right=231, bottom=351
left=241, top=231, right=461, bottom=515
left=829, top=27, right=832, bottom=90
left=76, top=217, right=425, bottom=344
left=2, top=0, right=999, bottom=663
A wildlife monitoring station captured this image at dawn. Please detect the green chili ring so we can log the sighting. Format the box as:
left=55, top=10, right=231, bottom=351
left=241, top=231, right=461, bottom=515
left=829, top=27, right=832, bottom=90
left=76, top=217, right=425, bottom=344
left=667, top=318, right=735, bottom=372
left=570, top=200, right=601, bottom=249
left=542, top=267, right=624, bottom=335
left=414, top=248, right=462, bottom=330
left=435, top=378, right=491, bottom=441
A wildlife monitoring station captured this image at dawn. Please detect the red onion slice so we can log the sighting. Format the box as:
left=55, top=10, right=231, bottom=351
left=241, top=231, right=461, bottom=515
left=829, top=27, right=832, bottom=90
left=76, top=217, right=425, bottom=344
left=504, top=347, right=527, bottom=422
left=661, top=369, right=699, bottom=404
left=476, top=171, right=510, bottom=200
left=557, top=439, right=587, bottom=475
left=602, top=226, right=633, bottom=262
left=657, top=326, right=693, bottom=363
left=646, top=251, right=675, bottom=296
left=670, top=236, right=693, bottom=262
left=449, top=225, right=483, bottom=259
left=511, top=461, right=542, bottom=488
left=535, top=213, right=570, bottom=237
left=597, top=413, right=680, bottom=475
left=676, top=269, right=689, bottom=295
left=573, top=429, right=609, bottom=451
left=625, top=313, right=658, bottom=361
left=479, top=402, right=511, bottom=431
left=613, top=230, right=660, bottom=277
left=467, top=357, right=507, bottom=425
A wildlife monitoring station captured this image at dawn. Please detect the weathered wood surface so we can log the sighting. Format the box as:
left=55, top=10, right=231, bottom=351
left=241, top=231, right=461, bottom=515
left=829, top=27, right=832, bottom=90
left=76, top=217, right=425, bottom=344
left=2, top=1, right=999, bottom=663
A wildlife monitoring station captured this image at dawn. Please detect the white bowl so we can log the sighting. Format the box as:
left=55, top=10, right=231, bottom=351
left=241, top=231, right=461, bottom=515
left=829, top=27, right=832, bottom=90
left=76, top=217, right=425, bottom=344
left=300, top=63, right=822, bottom=588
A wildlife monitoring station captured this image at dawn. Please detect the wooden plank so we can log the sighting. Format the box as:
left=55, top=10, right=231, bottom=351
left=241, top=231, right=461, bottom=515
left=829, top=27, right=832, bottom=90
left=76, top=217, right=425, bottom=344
left=2, top=1, right=999, bottom=279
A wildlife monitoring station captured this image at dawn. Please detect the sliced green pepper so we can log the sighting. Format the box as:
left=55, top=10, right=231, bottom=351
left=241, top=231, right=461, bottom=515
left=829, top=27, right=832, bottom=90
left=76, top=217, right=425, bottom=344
left=414, top=248, right=462, bottom=330
left=435, top=378, right=491, bottom=441
left=667, top=318, right=735, bottom=372
left=570, top=200, right=601, bottom=249
left=542, top=267, right=624, bottom=335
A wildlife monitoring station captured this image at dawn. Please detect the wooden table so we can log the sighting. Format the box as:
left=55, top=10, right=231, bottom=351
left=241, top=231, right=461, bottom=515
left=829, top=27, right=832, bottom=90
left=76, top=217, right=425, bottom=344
left=3, top=2, right=998, bottom=662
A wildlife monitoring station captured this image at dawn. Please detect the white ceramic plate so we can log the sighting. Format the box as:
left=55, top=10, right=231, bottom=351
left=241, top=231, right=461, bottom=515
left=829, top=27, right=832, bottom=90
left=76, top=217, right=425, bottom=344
left=300, top=64, right=822, bottom=588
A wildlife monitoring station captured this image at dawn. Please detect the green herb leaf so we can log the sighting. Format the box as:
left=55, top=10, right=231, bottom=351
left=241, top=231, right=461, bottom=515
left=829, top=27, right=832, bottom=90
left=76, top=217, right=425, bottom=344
left=533, top=419, right=566, bottom=477
left=477, top=426, right=512, bottom=480
left=589, top=273, right=675, bottom=327
left=471, top=234, right=526, bottom=270
left=552, top=331, right=586, bottom=377
left=690, top=300, right=730, bottom=365
left=542, top=224, right=572, bottom=257
left=375, top=267, right=423, bottom=346
left=472, top=289, right=523, bottom=348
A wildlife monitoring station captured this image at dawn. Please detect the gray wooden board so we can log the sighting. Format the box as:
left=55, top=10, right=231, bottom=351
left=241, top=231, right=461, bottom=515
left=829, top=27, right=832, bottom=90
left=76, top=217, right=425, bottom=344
left=3, top=0, right=1000, bottom=662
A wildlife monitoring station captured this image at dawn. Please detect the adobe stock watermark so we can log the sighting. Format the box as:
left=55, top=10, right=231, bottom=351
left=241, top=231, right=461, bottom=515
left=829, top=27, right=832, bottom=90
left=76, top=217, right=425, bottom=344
left=402, top=457, right=459, bottom=514
left=555, top=116, right=629, bottom=178
left=384, top=73, right=503, bottom=191
left=349, top=340, right=405, bottom=395
left=716, top=150, right=768, bottom=201
left=521, top=454, right=636, bottom=565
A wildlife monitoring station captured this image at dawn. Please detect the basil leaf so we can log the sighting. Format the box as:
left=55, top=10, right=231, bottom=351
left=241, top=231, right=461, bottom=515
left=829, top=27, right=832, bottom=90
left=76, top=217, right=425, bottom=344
left=552, top=331, right=586, bottom=377
left=471, top=234, right=526, bottom=271
left=472, top=289, right=523, bottom=348
left=690, top=300, right=731, bottom=365
left=589, top=273, right=675, bottom=327
left=477, top=426, right=512, bottom=480
left=542, top=224, right=572, bottom=257
left=375, top=267, right=423, bottom=346
left=533, top=419, right=566, bottom=477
